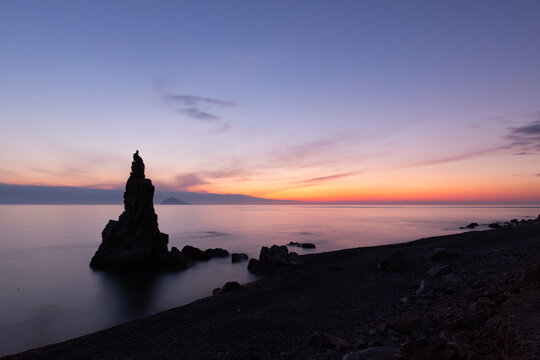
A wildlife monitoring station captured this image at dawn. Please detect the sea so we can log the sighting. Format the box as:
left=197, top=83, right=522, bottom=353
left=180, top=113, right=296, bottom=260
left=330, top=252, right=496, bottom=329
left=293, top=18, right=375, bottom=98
left=0, top=204, right=538, bottom=356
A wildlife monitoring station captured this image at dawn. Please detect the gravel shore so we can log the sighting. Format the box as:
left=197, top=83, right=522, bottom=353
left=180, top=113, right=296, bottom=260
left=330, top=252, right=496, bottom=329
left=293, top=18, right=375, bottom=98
left=4, top=224, right=540, bottom=360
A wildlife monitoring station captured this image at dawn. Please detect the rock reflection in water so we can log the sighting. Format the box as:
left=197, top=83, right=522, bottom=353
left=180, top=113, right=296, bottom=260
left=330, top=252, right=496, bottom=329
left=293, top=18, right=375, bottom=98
left=96, top=271, right=165, bottom=322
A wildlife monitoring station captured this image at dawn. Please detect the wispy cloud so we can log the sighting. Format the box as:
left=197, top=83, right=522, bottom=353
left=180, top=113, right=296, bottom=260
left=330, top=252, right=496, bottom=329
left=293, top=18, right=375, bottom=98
left=175, top=173, right=210, bottom=191
left=160, top=88, right=236, bottom=122
left=165, top=95, right=235, bottom=107
left=508, top=117, right=540, bottom=152
left=170, top=168, right=250, bottom=192
left=406, top=146, right=509, bottom=168
left=300, top=171, right=361, bottom=184
left=178, top=108, right=218, bottom=121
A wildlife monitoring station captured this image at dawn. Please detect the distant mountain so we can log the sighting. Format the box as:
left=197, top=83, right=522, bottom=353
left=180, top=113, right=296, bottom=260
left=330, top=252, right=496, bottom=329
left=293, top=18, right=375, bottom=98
left=160, top=197, right=190, bottom=205
left=0, top=183, right=297, bottom=205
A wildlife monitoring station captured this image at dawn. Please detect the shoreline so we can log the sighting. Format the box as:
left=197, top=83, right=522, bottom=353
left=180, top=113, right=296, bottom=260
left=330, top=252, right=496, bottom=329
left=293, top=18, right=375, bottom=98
left=4, top=225, right=540, bottom=359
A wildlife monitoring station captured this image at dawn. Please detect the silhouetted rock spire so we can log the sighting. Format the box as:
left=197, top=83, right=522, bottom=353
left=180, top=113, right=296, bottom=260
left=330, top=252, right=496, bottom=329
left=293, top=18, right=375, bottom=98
left=130, top=150, right=145, bottom=179
left=90, top=151, right=187, bottom=270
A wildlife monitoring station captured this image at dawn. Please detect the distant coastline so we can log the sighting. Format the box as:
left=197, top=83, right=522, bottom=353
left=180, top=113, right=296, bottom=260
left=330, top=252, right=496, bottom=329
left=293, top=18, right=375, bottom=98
left=2, top=184, right=540, bottom=206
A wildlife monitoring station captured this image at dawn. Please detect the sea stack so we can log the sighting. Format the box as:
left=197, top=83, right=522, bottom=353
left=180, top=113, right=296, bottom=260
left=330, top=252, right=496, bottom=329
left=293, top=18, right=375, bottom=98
left=90, top=151, right=187, bottom=270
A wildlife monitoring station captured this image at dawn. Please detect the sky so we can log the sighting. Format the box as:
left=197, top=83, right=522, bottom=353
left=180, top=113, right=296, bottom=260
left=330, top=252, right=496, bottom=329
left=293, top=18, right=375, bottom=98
left=1, top=0, right=540, bottom=203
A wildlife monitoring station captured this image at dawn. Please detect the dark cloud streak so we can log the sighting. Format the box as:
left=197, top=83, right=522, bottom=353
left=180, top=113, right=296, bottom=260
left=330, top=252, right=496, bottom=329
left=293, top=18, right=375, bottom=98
left=508, top=119, right=540, bottom=152
left=300, top=171, right=361, bottom=184
left=165, top=95, right=235, bottom=107
left=178, top=108, right=218, bottom=121
left=161, top=90, right=236, bottom=122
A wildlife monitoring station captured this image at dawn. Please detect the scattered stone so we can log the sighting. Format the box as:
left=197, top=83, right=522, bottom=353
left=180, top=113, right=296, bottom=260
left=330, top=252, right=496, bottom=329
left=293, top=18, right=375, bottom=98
left=428, top=247, right=456, bottom=261
left=352, top=335, right=368, bottom=350
left=377, top=251, right=404, bottom=272
left=428, top=264, right=452, bottom=277
left=212, top=288, right=222, bottom=296
left=442, top=272, right=462, bottom=284
left=416, top=280, right=426, bottom=295
left=212, top=281, right=243, bottom=296
left=521, top=264, right=540, bottom=284
left=400, top=338, right=428, bottom=357
left=182, top=245, right=211, bottom=261
left=90, top=151, right=188, bottom=271
left=231, top=253, right=249, bottom=263
left=222, top=281, right=243, bottom=293
left=309, top=332, right=350, bottom=350
left=342, top=346, right=400, bottom=360
left=399, top=312, right=429, bottom=334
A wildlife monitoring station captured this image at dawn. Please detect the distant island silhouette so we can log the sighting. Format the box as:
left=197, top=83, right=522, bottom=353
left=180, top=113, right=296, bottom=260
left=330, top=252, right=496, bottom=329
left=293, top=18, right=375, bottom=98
left=160, top=196, right=190, bottom=205
left=0, top=183, right=296, bottom=204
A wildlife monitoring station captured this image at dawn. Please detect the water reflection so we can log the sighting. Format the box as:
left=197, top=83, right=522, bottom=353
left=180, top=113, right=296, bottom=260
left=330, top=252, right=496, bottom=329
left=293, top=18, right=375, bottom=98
left=95, top=270, right=165, bottom=322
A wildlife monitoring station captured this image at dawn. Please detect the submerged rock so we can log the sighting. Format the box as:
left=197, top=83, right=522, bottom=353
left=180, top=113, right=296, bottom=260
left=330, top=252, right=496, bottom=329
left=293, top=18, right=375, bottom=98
left=90, top=151, right=188, bottom=271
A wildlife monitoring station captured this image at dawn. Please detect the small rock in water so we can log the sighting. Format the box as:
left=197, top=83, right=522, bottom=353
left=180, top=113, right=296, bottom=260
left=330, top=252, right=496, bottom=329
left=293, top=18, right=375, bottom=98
left=231, top=253, right=249, bottom=263
left=463, top=222, right=479, bottom=229
left=182, top=245, right=211, bottom=261
left=287, top=241, right=316, bottom=249
left=204, top=248, right=230, bottom=258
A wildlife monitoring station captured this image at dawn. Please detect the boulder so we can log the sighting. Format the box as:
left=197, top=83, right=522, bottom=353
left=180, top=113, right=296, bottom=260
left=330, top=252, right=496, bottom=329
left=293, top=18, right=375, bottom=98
left=247, top=245, right=301, bottom=275
left=464, top=222, right=479, bottom=229
left=222, top=281, right=242, bottom=292
left=378, top=251, right=404, bottom=271
left=231, top=253, right=249, bottom=263
left=212, top=281, right=243, bottom=295
left=90, top=151, right=188, bottom=271
left=182, top=245, right=211, bottom=261
left=428, top=247, right=456, bottom=261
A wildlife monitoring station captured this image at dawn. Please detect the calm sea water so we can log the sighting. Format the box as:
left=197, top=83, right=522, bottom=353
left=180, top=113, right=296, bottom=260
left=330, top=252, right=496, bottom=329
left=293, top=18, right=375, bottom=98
left=0, top=204, right=538, bottom=356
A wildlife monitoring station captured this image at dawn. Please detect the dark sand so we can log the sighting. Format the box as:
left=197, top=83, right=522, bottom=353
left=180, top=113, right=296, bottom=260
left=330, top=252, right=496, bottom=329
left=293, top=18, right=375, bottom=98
left=4, top=225, right=540, bottom=360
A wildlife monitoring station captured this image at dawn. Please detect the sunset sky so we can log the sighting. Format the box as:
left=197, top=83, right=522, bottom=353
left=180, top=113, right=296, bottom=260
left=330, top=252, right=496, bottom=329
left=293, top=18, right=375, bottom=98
left=1, top=1, right=540, bottom=203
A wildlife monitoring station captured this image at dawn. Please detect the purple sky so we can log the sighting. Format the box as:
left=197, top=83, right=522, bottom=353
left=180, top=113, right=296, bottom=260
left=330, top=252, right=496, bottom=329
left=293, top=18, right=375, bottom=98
left=1, top=1, right=540, bottom=202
